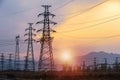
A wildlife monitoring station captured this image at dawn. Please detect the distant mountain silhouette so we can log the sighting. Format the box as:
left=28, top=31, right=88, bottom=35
left=1, top=51, right=120, bottom=70
left=76, top=51, right=120, bottom=66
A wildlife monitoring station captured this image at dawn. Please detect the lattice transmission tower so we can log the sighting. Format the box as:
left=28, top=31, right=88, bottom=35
left=8, top=54, right=13, bottom=70
left=36, top=5, right=57, bottom=71
left=0, top=53, right=4, bottom=71
left=24, top=23, right=36, bottom=71
left=14, top=35, right=20, bottom=70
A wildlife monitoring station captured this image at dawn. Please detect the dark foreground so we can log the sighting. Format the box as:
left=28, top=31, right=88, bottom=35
left=0, top=71, right=120, bottom=80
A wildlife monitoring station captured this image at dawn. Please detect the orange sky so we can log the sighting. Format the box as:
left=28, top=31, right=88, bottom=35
left=51, top=0, right=120, bottom=62
left=0, top=0, right=120, bottom=64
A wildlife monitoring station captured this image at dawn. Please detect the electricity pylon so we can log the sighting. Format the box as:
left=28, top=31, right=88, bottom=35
left=24, top=23, right=36, bottom=71
left=93, top=57, right=97, bottom=71
left=14, top=35, right=20, bottom=70
left=36, top=5, right=57, bottom=71
left=8, top=54, right=13, bottom=70
left=0, top=53, right=4, bottom=71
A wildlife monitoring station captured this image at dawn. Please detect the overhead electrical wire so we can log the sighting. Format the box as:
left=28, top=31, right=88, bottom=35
left=0, top=0, right=117, bottom=46
left=57, top=0, right=109, bottom=23
left=64, top=13, right=120, bottom=25
left=51, top=0, right=74, bottom=12
left=0, top=39, right=26, bottom=47
left=56, top=0, right=109, bottom=17
left=57, top=16, right=120, bottom=33
left=0, top=7, right=39, bottom=19
left=0, top=0, right=74, bottom=18
left=54, top=33, right=120, bottom=40
left=0, top=0, right=45, bottom=18
left=0, top=0, right=107, bottom=19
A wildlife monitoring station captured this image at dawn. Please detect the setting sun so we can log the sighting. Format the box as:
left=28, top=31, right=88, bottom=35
left=61, top=50, right=73, bottom=63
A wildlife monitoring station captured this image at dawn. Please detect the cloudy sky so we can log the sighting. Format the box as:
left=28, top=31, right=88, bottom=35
left=0, top=0, right=120, bottom=62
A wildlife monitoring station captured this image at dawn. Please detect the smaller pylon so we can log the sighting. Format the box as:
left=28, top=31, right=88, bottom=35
left=8, top=54, right=13, bottom=70
left=104, top=58, right=107, bottom=71
left=115, top=57, right=119, bottom=71
left=24, top=23, right=36, bottom=71
left=93, top=57, right=97, bottom=71
left=0, top=53, right=4, bottom=71
left=82, top=61, right=86, bottom=71
left=14, top=35, right=20, bottom=70
left=24, top=56, right=27, bottom=71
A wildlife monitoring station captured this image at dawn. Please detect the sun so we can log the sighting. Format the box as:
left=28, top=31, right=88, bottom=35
left=60, top=50, right=73, bottom=64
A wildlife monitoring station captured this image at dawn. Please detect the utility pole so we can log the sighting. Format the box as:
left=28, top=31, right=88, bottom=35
left=36, top=5, right=57, bottom=71
left=82, top=61, right=86, bottom=72
left=93, top=57, right=97, bottom=71
left=104, top=58, right=107, bottom=71
left=14, top=35, right=20, bottom=70
left=115, top=57, right=119, bottom=71
left=8, top=54, right=13, bottom=70
left=0, top=53, right=4, bottom=71
left=24, top=23, right=36, bottom=71
left=24, top=56, right=27, bottom=71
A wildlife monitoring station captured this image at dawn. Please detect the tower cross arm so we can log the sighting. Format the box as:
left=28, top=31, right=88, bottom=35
left=36, top=20, right=44, bottom=24
left=48, top=12, right=56, bottom=17
left=31, top=28, right=36, bottom=31
left=32, top=33, right=36, bottom=36
left=32, top=39, right=36, bottom=42
left=16, top=35, right=20, bottom=39
left=50, top=29, right=56, bottom=32
left=25, top=28, right=30, bottom=31
left=25, top=39, right=28, bottom=42
left=49, top=20, right=57, bottom=25
left=24, top=33, right=29, bottom=36
left=37, top=29, right=43, bottom=32
left=37, top=13, right=44, bottom=17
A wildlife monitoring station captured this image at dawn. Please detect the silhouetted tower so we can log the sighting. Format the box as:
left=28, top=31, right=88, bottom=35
left=101, top=58, right=107, bottom=71
left=82, top=61, right=86, bottom=71
left=14, top=35, right=20, bottom=70
left=36, top=5, right=57, bottom=71
left=104, top=58, right=107, bottom=70
left=24, top=23, right=36, bottom=71
left=8, top=54, right=13, bottom=70
left=0, top=53, right=4, bottom=71
left=93, top=57, right=97, bottom=71
left=114, top=57, right=119, bottom=71
left=24, top=56, right=27, bottom=71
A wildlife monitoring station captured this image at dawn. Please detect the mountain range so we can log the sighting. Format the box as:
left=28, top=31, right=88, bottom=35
left=76, top=51, right=120, bottom=66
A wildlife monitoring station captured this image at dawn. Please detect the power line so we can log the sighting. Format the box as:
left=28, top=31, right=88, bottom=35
left=54, top=33, right=120, bottom=40
left=57, top=16, right=120, bottom=33
left=56, top=0, right=109, bottom=17
left=0, top=7, right=38, bottom=19
left=0, top=41, right=26, bottom=47
left=51, top=0, right=74, bottom=12
left=57, top=0, right=109, bottom=23
left=0, top=0, right=73, bottom=19
left=0, top=0, right=45, bottom=19
left=64, top=13, right=120, bottom=25
left=53, top=33, right=120, bottom=47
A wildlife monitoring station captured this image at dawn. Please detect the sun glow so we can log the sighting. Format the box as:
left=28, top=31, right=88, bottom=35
left=99, top=0, right=120, bottom=16
left=60, top=50, right=73, bottom=64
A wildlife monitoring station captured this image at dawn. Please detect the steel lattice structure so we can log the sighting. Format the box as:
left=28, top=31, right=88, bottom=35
left=36, top=5, right=57, bottom=71
left=24, top=23, right=36, bottom=71
left=8, top=54, right=13, bottom=70
left=0, top=53, right=4, bottom=71
left=14, top=35, right=20, bottom=70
